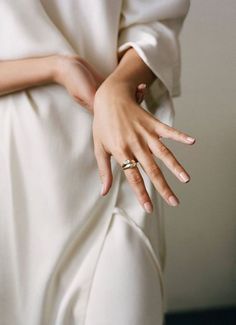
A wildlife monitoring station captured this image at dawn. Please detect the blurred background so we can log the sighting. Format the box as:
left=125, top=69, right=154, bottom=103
left=162, top=0, right=236, bottom=323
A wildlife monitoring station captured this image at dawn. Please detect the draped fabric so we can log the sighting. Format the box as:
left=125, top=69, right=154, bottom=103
left=0, top=1, right=189, bottom=324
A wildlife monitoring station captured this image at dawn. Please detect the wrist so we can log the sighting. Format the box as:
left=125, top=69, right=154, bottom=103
left=108, top=71, right=138, bottom=93
left=51, top=54, right=67, bottom=85
left=109, top=48, right=156, bottom=89
left=99, top=73, right=137, bottom=101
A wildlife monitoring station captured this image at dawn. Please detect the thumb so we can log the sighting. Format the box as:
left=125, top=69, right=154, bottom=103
left=94, top=143, right=113, bottom=196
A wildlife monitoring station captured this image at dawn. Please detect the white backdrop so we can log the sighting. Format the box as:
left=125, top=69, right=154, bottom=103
left=163, top=0, right=236, bottom=312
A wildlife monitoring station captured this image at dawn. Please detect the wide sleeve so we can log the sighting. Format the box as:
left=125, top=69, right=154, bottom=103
left=117, top=0, right=190, bottom=123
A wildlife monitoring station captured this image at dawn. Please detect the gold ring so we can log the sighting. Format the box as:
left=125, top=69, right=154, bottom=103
left=121, top=159, right=139, bottom=170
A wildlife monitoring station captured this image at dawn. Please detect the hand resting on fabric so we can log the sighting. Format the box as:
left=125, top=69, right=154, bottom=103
left=0, top=52, right=195, bottom=214
left=92, top=48, right=196, bottom=213
left=54, top=54, right=146, bottom=112
left=0, top=54, right=146, bottom=110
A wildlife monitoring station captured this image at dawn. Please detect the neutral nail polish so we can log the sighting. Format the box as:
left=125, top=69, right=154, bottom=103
left=179, top=172, right=190, bottom=183
left=144, top=202, right=153, bottom=214
left=186, top=137, right=195, bottom=144
left=139, top=83, right=147, bottom=89
left=168, top=195, right=179, bottom=207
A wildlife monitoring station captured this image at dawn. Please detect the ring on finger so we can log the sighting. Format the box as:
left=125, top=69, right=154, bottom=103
left=121, top=159, right=139, bottom=170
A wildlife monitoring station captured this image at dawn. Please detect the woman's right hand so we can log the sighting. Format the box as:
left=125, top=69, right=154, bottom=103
left=54, top=55, right=105, bottom=113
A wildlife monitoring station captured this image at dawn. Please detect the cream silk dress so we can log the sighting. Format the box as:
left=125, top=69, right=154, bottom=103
left=0, top=1, right=190, bottom=324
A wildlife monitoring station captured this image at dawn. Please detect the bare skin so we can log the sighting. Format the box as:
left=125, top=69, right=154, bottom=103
left=0, top=50, right=195, bottom=213
left=0, top=54, right=145, bottom=111
left=93, top=48, right=196, bottom=213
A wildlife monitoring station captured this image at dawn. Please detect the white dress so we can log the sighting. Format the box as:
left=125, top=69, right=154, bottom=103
left=0, top=1, right=190, bottom=324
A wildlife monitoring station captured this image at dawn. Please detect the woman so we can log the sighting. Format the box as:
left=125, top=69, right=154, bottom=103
left=0, top=0, right=194, bottom=324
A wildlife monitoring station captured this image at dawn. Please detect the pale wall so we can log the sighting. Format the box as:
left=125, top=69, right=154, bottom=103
left=163, top=0, right=236, bottom=312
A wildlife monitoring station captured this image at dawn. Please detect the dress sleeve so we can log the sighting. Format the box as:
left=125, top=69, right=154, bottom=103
left=117, top=0, right=190, bottom=122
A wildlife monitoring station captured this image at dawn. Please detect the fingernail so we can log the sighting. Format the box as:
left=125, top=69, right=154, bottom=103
left=144, top=202, right=153, bottom=214
left=139, top=83, right=147, bottom=90
left=100, top=183, right=106, bottom=196
left=179, top=172, right=190, bottom=183
left=168, top=195, right=179, bottom=207
left=186, top=137, right=195, bottom=144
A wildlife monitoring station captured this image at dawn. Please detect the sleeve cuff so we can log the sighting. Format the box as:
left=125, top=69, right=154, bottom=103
left=117, top=23, right=182, bottom=125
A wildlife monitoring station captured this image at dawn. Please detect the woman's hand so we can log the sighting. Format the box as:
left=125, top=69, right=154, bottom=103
left=92, top=77, right=196, bottom=213
left=0, top=52, right=146, bottom=113
left=54, top=55, right=146, bottom=113
left=54, top=55, right=105, bottom=113
left=0, top=54, right=104, bottom=107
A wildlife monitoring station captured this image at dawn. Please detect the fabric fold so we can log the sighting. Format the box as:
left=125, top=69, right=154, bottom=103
left=0, top=1, right=189, bottom=324
left=83, top=207, right=165, bottom=325
left=118, top=0, right=190, bottom=125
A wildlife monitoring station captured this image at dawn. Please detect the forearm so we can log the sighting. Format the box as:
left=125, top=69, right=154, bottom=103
left=0, top=55, right=59, bottom=96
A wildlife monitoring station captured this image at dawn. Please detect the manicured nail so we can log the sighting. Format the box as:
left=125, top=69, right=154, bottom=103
left=186, top=137, right=195, bottom=144
left=144, top=202, right=153, bottom=214
left=168, top=196, right=179, bottom=207
left=100, top=183, right=106, bottom=196
left=139, top=83, right=147, bottom=90
left=179, top=172, right=190, bottom=183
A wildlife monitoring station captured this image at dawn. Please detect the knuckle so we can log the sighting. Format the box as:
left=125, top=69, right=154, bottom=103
left=158, top=144, right=169, bottom=155
left=138, top=190, right=149, bottom=203
left=147, top=132, right=158, bottom=144
left=163, top=124, right=171, bottom=133
left=158, top=185, right=172, bottom=201
left=148, top=163, right=160, bottom=179
left=173, top=128, right=182, bottom=137
left=162, top=187, right=171, bottom=199
left=164, top=125, right=182, bottom=139
left=113, top=141, right=129, bottom=157
left=127, top=170, right=143, bottom=186
left=174, top=162, right=182, bottom=172
left=99, top=169, right=106, bottom=179
left=167, top=154, right=176, bottom=167
left=158, top=123, right=170, bottom=134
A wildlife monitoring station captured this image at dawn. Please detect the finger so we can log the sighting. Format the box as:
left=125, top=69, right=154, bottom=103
left=135, top=147, right=179, bottom=207
left=136, top=91, right=144, bottom=104
left=94, top=143, right=113, bottom=196
left=115, top=152, right=153, bottom=214
left=135, top=83, right=147, bottom=104
left=148, top=137, right=190, bottom=183
left=155, top=122, right=196, bottom=145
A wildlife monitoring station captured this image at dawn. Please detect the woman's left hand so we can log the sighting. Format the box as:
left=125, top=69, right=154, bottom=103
left=92, top=76, right=195, bottom=213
